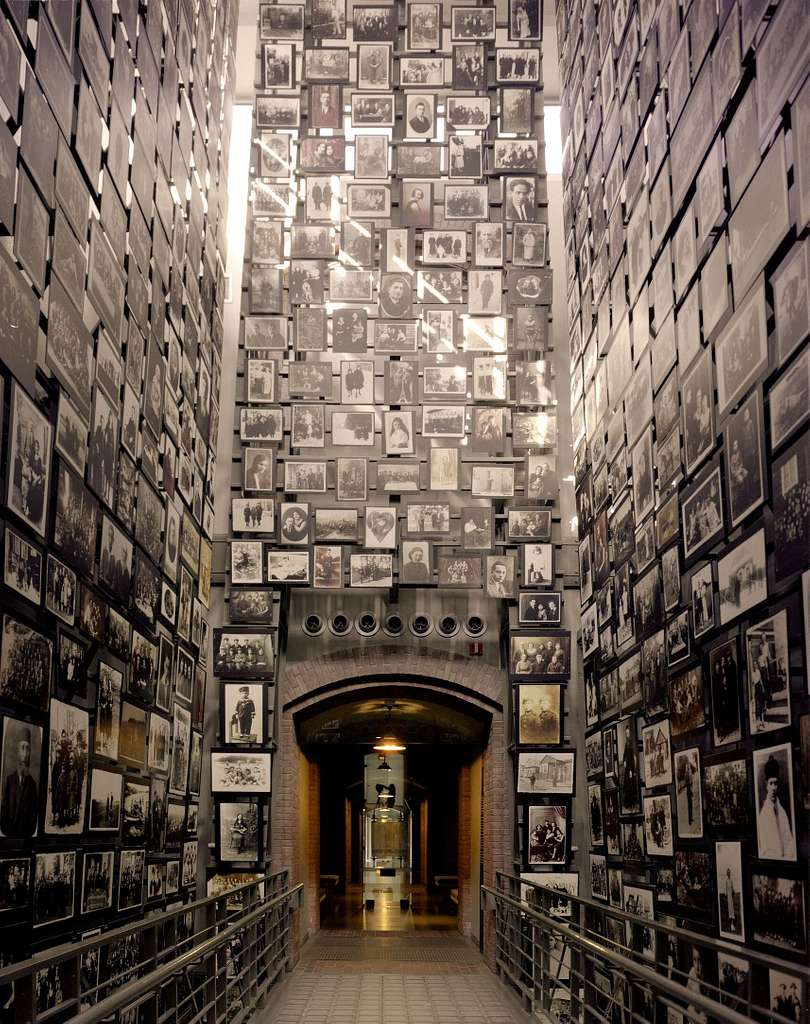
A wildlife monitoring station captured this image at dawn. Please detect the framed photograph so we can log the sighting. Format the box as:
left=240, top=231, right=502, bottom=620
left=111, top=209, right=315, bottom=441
left=400, top=541, right=432, bottom=583
left=451, top=6, right=495, bottom=40
left=255, top=95, right=300, bottom=129
left=752, top=872, right=806, bottom=953
left=260, top=2, right=304, bottom=38
left=284, top=461, right=327, bottom=493
left=6, top=383, right=52, bottom=539
left=746, top=609, right=791, bottom=736
left=471, top=465, right=514, bottom=498
left=773, top=241, right=810, bottom=366
left=459, top=507, right=493, bottom=552
left=55, top=392, right=88, bottom=478
left=718, top=527, right=767, bottom=626
left=715, top=278, right=768, bottom=419
left=425, top=363, right=466, bottom=400
left=117, top=849, right=145, bottom=911
left=681, top=462, right=724, bottom=562
left=772, top=434, right=810, bottom=582
left=336, top=457, right=367, bottom=501
left=522, top=543, right=553, bottom=588
left=0, top=615, right=52, bottom=714
left=407, top=2, right=441, bottom=49
left=351, top=92, right=395, bottom=127
left=681, top=346, right=715, bottom=474
left=356, top=41, right=391, bottom=89
left=508, top=0, right=541, bottom=39
left=642, top=718, right=673, bottom=787
left=496, top=47, right=540, bottom=82
left=511, top=633, right=569, bottom=680
left=233, top=498, right=275, bottom=534
left=517, top=752, right=574, bottom=795
left=231, top=541, right=264, bottom=585
left=754, top=742, right=797, bottom=861
left=311, top=0, right=346, bottom=38
left=770, top=348, right=809, bottom=451
left=365, top=507, right=397, bottom=549
left=400, top=55, right=444, bottom=87
left=724, top=388, right=766, bottom=528
left=243, top=449, right=275, bottom=492
left=354, top=135, right=388, bottom=180
left=485, top=555, right=516, bottom=598
left=500, top=87, right=533, bottom=133
left=4, top=528, right=42, bottom=606
left=616, top=717, right=641, bottom=815
left=313, top=545, right=343, bottom=589
left=211, top=751, right=272, bottom=795
left=403, top=93, right=435, bottom=139
left=33, top=851, right=75, bottom=928
left=266, top=550, right=310, bottom=584
left=399, top=181, right=432, bottom=227
left=527, top=804, right=568, bottom=866
left=349, top=553, right=393, bottom=587
left=229, top=590, right=275, bottom=625
left=217, top=801, right=262, bottom=864
left=705, top=756, right=749, bottom=828
left=421, top=405, right=466, bottom=439
left=642, top=794, right=673, bottom=856
left=260, top=42, right=294, bottom=87
left=437, top=555, right=482, bottom=588
left=213, top=630, right=275, bottom=679
left=444, top=184, right=488, bottom=220
left=674, top=747, right=703, bottom=838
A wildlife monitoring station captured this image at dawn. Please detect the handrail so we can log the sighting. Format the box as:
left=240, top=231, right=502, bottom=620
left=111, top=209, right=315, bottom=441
left=69, top=883, right=303, bottom=1024
left=498, top=869, right=810, bottom=981
left=483, top=883, right=764, bottom=1024
left=0, top=869, right=292, bottom=986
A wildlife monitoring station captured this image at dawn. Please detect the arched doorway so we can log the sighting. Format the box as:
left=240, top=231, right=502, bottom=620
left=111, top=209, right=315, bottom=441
left=272, top=653, right=511, bottom=965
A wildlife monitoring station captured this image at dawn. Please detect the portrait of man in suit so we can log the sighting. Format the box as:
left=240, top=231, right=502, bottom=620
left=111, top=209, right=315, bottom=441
left=0, top=718, right=40, bottom=838
left=379, top=274, right=413, bottom=318
left=504, top=177, right=536, bottom=222
left=407, top=97, right=433, bottom=137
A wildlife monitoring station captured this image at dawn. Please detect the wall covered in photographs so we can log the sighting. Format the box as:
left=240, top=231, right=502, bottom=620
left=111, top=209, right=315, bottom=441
left=0, top=0, right=235, bottom=985
left=226, top=0, right=576, bottom=889
left=557, top=0, right=810, bottom=998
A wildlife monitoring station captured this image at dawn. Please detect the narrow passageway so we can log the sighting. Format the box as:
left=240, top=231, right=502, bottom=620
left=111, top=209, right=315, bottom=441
left=260, top=930, right=534, bottom=1024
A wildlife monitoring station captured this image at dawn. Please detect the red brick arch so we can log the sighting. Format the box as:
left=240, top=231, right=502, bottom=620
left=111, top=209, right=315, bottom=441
left=272, top=649, right=510, bottom=961
left=281, top=646, right=506, bottom=710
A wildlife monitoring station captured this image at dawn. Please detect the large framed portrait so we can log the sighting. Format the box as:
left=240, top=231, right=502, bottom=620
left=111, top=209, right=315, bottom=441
left=511, top=631, right=570, bottom=680
left=526, top=804, right=568, bottom=866
left=213, top=630, right=275, bottom=679
left=211, top=751, right=272, bottom=795
left=517, top=752, right=574, bottom=795
left=216, top=800, right=263, bottom=864
left=754, top=742, right=797, bottom=862
left=0, top=715, right=43, bottom=839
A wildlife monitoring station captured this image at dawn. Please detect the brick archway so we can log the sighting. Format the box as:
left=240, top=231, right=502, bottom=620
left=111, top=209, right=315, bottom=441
left=272, top=650, right=510, bottom=964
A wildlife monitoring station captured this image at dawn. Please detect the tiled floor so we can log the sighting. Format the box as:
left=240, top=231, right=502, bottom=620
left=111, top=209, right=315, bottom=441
left=259, top=931, right=534, bottom=1024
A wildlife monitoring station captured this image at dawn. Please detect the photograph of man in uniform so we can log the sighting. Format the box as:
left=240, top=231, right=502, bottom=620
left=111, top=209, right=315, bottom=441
left=0, top=718, right=41, bottom=838
left=233, top=687, right=257, bottom=742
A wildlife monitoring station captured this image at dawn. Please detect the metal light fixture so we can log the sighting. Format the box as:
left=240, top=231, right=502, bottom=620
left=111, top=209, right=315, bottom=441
left=378, top=757, right=392, bottom=772
left=372, top=702, right=406, bottom=753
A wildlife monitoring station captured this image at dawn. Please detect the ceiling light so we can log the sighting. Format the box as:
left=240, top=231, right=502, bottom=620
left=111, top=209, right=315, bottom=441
left=378, top=758, right=392, bottom=772
left=373, top=737, right=406, bottom=753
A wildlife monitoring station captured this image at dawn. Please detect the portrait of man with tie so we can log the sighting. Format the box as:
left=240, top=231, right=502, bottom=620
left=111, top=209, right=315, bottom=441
left=504, top=177, right=537, bottom=222
left=0, top=718, right=41, bottom=838
left=755, top=744, right=797, bottom=861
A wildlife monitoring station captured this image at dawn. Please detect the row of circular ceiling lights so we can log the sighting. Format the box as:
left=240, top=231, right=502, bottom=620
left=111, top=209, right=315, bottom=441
left=302, top=610, right=487, bottom=640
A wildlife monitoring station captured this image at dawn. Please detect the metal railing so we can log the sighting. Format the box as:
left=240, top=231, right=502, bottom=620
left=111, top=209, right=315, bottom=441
left=0, top=871, right=301, bottom=1024
left=486, top=871, right=810, bottom=1024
